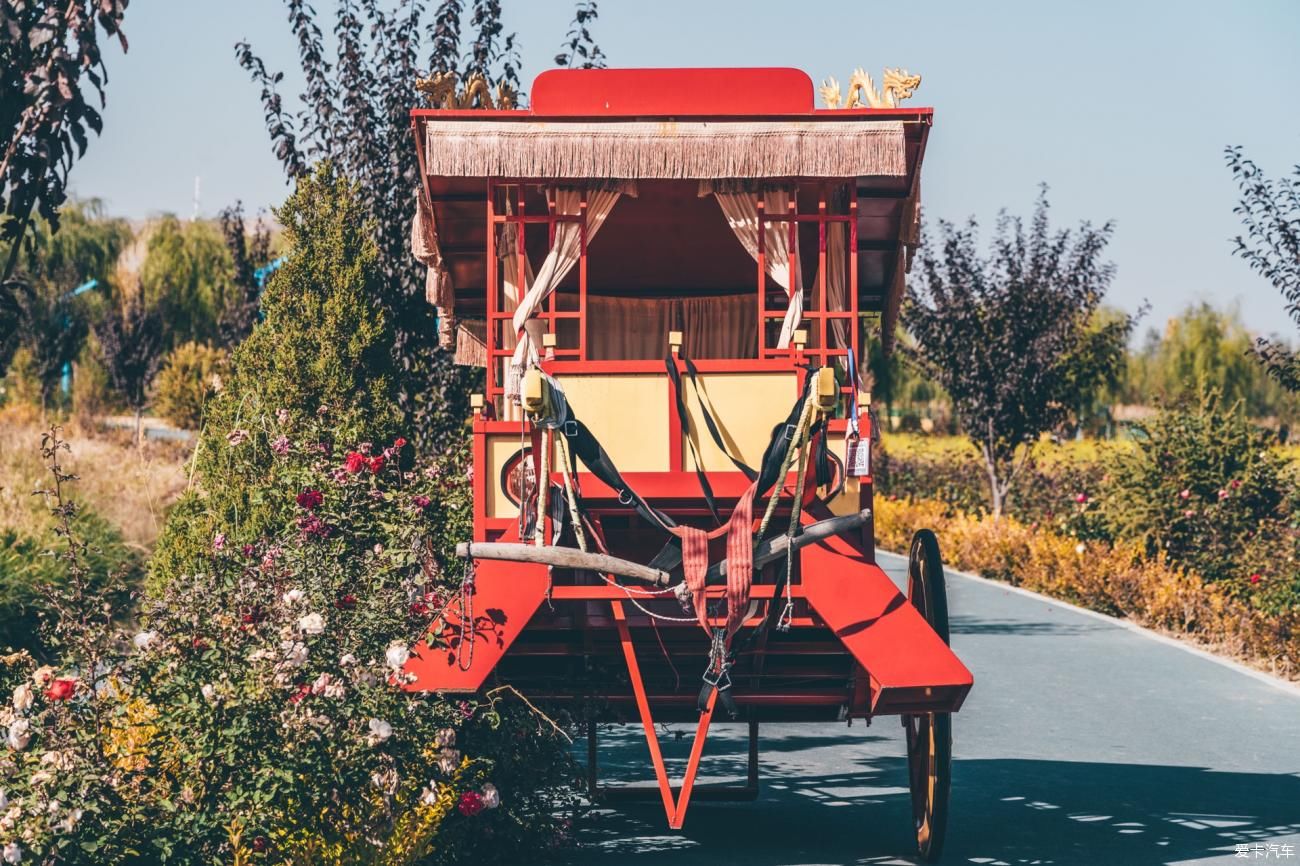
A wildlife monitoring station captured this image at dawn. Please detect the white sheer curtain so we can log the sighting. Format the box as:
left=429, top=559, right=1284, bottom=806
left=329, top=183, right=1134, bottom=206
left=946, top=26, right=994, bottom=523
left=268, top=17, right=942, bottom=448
left=505, top=184, right=631, bottom=403
left=706, top=185, right=804, bottom=349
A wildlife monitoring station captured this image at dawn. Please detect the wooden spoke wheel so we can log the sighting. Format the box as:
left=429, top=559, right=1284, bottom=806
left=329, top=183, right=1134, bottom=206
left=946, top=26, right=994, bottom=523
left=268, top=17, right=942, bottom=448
left=904, top=529, right=953, bottom=863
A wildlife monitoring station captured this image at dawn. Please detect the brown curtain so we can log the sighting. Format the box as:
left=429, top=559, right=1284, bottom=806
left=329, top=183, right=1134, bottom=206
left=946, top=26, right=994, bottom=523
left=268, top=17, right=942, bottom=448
left=587, top=294, right=756, bottom=361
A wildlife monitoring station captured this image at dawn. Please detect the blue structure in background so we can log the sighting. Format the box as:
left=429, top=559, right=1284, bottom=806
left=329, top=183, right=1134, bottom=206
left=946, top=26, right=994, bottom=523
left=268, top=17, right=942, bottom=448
left=61, top=279, right=100, bottom=394
left=56, top=257, right=282, bottom=395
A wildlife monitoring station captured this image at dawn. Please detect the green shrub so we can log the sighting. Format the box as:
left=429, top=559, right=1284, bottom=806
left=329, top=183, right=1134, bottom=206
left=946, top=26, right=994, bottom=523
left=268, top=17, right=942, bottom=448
left=0, top=512, right=140, bottom=658
left=152, top=341, right=230, bottom=430
left=1101, top=391, right=1296, bottom=597
left=1, top=426, right=574, bottom=865
left=70, top=333, right=120, bottom=424
left=151, top=167, right=408, bottom=587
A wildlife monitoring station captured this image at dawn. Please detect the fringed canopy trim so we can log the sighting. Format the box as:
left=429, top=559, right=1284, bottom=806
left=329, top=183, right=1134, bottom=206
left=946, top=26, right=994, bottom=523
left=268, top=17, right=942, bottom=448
left=422, top=120, right=906, bottom=179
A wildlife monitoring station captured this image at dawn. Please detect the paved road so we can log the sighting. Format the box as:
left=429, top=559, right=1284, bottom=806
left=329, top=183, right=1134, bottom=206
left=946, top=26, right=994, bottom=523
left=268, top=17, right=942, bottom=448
left=561, top=551, right=1300, bottom=866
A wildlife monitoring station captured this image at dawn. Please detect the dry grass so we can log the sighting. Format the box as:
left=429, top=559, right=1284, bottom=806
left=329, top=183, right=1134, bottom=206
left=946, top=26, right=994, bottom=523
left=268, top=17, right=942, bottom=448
left=1, top=408, right=191, bottom=554
left=875, top=496, right=1300, bottom=682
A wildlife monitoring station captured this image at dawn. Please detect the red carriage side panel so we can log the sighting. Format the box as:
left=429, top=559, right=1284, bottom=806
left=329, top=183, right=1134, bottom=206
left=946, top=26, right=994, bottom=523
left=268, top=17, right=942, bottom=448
left=800, top=528, right=972, bottom=714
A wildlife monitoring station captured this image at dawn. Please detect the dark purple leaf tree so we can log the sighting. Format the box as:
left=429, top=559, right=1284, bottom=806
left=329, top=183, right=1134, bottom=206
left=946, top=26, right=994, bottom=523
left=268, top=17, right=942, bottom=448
left=0, top=0, right=129, bottom=280
left=905, top=188, right=1134, bottom=516
left=1227, top=146, right=1300, bottom=393
left=94, top=293, right=164, bottom=447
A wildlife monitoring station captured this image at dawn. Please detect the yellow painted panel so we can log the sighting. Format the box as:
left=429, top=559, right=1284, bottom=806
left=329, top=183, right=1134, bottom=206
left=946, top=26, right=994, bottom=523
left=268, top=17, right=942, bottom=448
left=555, top=374, right=670, bottom=472
left=683, top=371, right=799, bottom=471
left=486, top=434, right=525, bottom=519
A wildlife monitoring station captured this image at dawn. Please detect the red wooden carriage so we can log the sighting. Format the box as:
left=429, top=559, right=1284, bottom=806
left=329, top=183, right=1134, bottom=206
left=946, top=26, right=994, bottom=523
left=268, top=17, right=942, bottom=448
left=403, top=67, right=972, bottom=861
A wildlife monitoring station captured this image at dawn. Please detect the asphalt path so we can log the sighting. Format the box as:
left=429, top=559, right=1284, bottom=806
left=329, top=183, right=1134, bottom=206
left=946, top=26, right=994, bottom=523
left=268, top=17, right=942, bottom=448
left=560, top=550, right=1300, bottom=866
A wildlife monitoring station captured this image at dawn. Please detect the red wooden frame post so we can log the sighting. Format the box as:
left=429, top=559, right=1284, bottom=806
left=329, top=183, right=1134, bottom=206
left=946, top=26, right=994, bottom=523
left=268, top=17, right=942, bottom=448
left=609, top=599, right=718, bottom=829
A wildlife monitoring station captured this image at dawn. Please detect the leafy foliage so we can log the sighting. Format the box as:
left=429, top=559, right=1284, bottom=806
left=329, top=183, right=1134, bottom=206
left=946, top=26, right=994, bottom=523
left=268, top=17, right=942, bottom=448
left=1120, top=303, right=1300, bottom=425
left=1102, top=390, right=1299, bottom=600
left=555, top=1, right=606, bottom=69
left=152, top=341, right=231, bottom=431
left=906, top=187, right=1134, bottom=514
left=0, top=200, right=131, bottom=387
left=216, top=202, right=274, bottom=348
left=93, top=293, right=165, bottom=434
left=0, top=1, right=129, bottom=278
left=230, top=0, right=539, bottom=445
left=139, top=215, right=236, bottom=349
left=1, top=426, right=575, bottom=865
left=1227, top=147, right=1300, bottom=392
left=152, top=167, right=406, bottom=587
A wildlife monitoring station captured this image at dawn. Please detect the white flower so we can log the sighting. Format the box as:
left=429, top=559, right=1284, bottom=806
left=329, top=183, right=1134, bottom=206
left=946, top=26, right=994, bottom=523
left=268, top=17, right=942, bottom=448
left=418, top=784, right=438, bottom=806
left=311, top=673, right=345, bottom=699
left=434, top=727, right=456, bottom=748
left=298, top=612, right=325, bottom=635
left=0, top=791, right=6, bottom=809
left=6, top=720, right=30, bottom=752
left=338, top=653, right=358, bottom=667
left=2, top=841, right=20, bottom=864
left=56, top=808, right=82, bottom=833
left=436, top=747, right=460, bottom=776
left=10, top=686, right=32, bottom=714
left=384, top=642, right=410, bottom=670
left=280, top=641, right=308, bottom=668
left=282, top=588, right=304, bottom=605
left=31, top=667, right=55, bottom=688
left=1074, top=542, right=1086, bottom=555
left=201, top=684, right=217, bottom=704
left=367, top=718, right=393, bottom=745
left=371, top=768, right=399, bottom=795
left=480, top=782, right=500, bottom=809
left=132, top=631, right=159, bottom=651
left=39, top=751, right=73, bottom=771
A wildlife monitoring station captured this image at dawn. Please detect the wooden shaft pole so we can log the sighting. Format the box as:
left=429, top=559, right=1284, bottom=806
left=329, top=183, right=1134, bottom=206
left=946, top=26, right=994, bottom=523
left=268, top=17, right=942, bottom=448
left=454, top=509, right=871, bottom=588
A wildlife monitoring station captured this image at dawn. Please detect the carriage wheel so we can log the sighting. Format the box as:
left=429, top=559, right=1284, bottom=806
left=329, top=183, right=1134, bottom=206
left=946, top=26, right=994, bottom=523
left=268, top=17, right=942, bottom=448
left=903, top=529, right=952, bottom=863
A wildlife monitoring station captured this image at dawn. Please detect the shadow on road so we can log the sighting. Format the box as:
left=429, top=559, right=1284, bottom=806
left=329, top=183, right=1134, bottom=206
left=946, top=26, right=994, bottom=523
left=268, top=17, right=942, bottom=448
left=563, top=728, right=1300, bottom=865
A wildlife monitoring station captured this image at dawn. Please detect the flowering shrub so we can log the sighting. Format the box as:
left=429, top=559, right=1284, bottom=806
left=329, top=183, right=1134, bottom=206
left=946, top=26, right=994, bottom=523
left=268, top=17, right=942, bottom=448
left=1100, top=391, right=1299, bottom=606
left=0, top=427, right=575, bottom=865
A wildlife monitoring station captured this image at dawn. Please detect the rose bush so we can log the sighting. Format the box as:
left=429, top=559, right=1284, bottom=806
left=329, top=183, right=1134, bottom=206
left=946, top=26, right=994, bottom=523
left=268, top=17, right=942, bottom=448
left=0, top=426, right=576, bottom=865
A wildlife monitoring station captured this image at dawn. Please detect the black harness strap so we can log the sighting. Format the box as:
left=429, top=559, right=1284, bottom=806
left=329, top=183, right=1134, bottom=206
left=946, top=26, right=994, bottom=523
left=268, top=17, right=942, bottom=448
left=675, top=352, right=759, bottom=480
left=664, top=353, right=724, bottom=525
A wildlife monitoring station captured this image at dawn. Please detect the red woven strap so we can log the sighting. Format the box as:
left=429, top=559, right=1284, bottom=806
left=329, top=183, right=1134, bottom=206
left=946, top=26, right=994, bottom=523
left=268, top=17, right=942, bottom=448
left=671, top=481, right=759, bottom=636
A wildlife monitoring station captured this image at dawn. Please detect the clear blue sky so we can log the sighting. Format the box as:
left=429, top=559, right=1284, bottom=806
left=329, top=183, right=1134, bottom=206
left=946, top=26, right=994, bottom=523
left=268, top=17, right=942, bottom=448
left=72, top=0, right=1299, bottom=340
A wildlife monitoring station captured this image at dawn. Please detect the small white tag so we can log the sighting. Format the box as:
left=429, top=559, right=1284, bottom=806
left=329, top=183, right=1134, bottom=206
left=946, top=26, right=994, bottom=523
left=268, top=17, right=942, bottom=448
left=846, top=437, right=871, bottom=477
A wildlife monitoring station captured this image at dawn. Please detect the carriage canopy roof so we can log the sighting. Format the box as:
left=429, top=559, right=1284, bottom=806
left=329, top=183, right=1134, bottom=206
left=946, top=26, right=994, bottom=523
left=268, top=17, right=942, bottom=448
left=412, top=67, right=931, bottom=351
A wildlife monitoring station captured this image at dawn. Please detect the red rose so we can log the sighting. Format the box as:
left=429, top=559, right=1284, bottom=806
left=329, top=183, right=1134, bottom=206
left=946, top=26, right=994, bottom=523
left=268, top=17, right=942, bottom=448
left=288, top=683, right=311, bottom=704
left=412, top=495, right=431, bottom=509
left=1250, top=573, right=1263, bottom=585
left=334, top=594, right=358, bottom=611
left=394, top=437, right=407, bottom=449
left=45, top=677, right=77, bottom=701
left=296, top=488, right=324, bottom=510
left=344, top=452, right=367, bottom=474
left=457, top=790, right=485, bottom=817
left=191, top=637, right=209, bottom=650
left=409, top=600, right=430, bottom=618
left=367, top=455, right=386, bottom=474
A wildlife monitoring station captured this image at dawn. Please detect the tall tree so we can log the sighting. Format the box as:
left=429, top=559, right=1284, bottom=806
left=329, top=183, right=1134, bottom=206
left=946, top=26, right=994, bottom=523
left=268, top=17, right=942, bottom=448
left=0, top=0, right=129, bottom=280
left=555, top=1, right=606, bottom=69
left=139, top=214, right=235, bottom=349
left=94, top=292, right=164, bottom=446
left=905, top=188, right=1133, bottom=516
left=216, top=202, right=273, bottom=348
left=1226, top=146, right=1300, bottom=392
left=1, top=199, right=131, bottom=394
left=233, top=0, right=540, bottom=443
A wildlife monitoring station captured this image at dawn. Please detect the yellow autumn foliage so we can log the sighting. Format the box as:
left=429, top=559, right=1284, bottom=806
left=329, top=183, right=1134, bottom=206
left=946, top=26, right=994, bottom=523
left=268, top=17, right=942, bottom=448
left=874, top=497, right=1300, bottom=679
